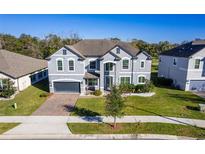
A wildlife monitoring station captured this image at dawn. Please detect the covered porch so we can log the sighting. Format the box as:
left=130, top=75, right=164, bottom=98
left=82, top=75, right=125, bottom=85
left=84, top=72, right=100, bottom=94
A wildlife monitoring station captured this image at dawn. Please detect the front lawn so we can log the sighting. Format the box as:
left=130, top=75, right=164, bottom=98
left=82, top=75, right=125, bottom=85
left=0, top=123, right=19, bottom=134
left=67, top=123, right=205, bottom=138
left=0, top=79, right=49, bottom=116
left=71, top=87, right=205, bottom=119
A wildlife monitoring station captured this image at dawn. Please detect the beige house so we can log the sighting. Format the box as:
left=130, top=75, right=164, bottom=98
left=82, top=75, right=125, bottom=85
left=0, top=49, right=48, bottom=91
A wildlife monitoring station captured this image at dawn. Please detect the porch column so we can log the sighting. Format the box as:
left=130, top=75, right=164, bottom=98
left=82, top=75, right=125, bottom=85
left=100, top=60, right=104, bottom=93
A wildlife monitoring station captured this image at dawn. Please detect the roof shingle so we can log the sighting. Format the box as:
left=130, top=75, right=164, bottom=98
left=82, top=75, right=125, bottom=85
left=0, top=49, right=47, bottom=78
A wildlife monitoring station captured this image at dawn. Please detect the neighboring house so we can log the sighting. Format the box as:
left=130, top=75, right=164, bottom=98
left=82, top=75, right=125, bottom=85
left=158, top=40, right=205, bottom=91
left=0, top=49, right=48, bottom=91
left=47, top=39, right=152, bottom=94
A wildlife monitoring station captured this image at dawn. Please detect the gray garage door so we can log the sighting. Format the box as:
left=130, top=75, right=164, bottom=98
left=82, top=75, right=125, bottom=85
left=189, top=80, right=205, bottom=91
left=53, top=82, right=80, bottom=93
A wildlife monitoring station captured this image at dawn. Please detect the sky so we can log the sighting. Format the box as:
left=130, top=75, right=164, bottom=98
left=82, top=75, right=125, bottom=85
left=0, top=14, right=205, bottom=43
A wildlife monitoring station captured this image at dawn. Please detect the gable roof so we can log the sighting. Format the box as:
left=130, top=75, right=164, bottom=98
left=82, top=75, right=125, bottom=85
left=71, top=39, right=140, bottom=57
left=0, top=49, right=47, bottom=79
left=160, top=41, right=205, bottom=57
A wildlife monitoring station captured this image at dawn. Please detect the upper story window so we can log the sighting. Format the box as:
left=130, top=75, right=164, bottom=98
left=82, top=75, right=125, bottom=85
left=122, top=59, right=129, bottom=69
left=68, top=59, right=75, bottom=71
left=116, top=48, right=120, bottom=54
left=138, top=76, right=146, bottom=84
left=63, top=49, right=67, bottom=55
left=89, top=61, right=96, bottom=70
left=194, top=59, right=200, bottom=69
left=105, top=63, right=114, bottom=71
left=173, top=58, right=177, bottom=66
left=57, top=59, right=63, bottom=71
left=140, top=60, right=145, bottom=69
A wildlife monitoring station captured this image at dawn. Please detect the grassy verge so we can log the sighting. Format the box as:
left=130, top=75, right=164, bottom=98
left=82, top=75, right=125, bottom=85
left=0, top=123, right=20, bottom=134
left=72, top=87, right=205, bottom=119
left=0, top=79, right=49, bottom=116
left=67, top=123, right=205, bottom=139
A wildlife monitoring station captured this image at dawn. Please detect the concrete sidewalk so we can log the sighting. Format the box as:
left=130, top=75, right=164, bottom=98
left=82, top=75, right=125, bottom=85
left=0, top=116, right=205, bottom=128
left=0, top=133, right=195, bottom=140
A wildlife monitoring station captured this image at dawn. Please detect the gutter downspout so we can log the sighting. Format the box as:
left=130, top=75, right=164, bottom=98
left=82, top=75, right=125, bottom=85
left=131, top=58, right=134, bottom=84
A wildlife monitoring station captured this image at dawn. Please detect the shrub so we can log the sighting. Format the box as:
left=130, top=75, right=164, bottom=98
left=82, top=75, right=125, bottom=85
left=135, top=80, right=154, bottom=93
left=0, top=79, right=16, bottom=98
left=152, top=77, right=173, bottom=87
left=93, top=90, right=102, bottom=96
left=119, top=83, right=135, bottom=93
left=39, top=92, right=49, bottom=97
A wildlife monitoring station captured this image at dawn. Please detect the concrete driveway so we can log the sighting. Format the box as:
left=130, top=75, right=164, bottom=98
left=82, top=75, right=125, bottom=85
left=193, top=91, right=205, bottom=99
left=32, top=94, right=79, bottom=116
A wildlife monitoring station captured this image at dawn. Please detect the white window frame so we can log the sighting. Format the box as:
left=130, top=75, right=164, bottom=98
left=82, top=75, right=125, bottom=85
left=105, top=62, right=114, bottom=72
left=194, top=58, right=201, bottom=69
left=68, top=58, right=75, bottom=72
left=173, top=58, right=177, bottom=66
left=89, top=60, right=97, bottom=70
left=138, top=75, right=146, bottom=84
left=140, top=60, right=145, bottom=69
left=122, top=57, right=130, bottom=70
left=56, top=58, right=64, bottom=72
left=116, top=47, right=120, bottom=54
left=120, top=76, right=131, bottom=84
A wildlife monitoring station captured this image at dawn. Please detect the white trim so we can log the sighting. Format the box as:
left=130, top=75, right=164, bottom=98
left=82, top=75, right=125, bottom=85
left=140, top=60, right=145, bottom=69
left=103, top=61, right=116, bottom=64
left=119, top=72, right=151, bottom=74
left=121, top=57, right=130, bottom=70
left=49, top=74, right=84, bottom=76
left=67, top=58, right=75, bottom=72
left=119, top=75, right=131, bottom=84
left=56, top=58, right=64, bottom=72
left=137, top=74, right=146, bottom=84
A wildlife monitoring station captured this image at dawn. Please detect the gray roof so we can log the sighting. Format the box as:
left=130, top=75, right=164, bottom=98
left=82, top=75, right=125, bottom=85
left=160, top=41, right=205, bottom=57
left=84, top=72, right=100, bottom=79
left=72, top=39, right=140, bottom=57
left=0, top=49, right=47, bottom=78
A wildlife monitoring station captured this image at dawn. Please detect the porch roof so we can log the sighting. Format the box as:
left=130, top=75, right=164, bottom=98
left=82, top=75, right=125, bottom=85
left=84, top=72, right=100, bottom=79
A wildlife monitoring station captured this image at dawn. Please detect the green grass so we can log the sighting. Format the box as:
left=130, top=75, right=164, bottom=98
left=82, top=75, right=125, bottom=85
left=67, top=123, right=205, bottom=138
left=0, top=123, right=20, bottom=134
left=151, top=57, right=159, bottom=73
left=71, top=87, right=205, bottom=119
left=0, top=79, right=49, bottom=116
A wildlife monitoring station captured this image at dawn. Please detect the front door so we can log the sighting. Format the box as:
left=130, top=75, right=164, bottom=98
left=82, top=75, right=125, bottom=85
left=105, top=76, right=113, bottom=90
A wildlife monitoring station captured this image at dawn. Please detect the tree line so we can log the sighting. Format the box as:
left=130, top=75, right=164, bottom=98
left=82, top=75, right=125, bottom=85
left=0, top=33, right=179, bottom=59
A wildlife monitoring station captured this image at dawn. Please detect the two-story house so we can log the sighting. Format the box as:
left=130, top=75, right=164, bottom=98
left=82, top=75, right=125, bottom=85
left=158, top=40, right=205, bottom=91
left=47, top=39, right=152, bottom=95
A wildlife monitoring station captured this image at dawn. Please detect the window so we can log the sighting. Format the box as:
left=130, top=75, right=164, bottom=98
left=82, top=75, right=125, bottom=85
left=120, top=77, right=130, bottom=84
left=31, top=74, right=36, bottom=83
left=122, top=59, right=129, bottom=69
left=0, top=79, right=3, bottom=90
left=140, top=61, right=145, bottom=68
left=63, top=49, right=67, bottom=55
left=57, top=59, right=63, bottom=71
left=38, top=72, right=43, bottom=79
left=43, top=70, right=47, bottom=76
left=68, top=59, right=74, bottom=71
left=89, top=61, right=96, bottom=70
left=138, top=76, right=146, bottom=84
left=116, top=48, right=120, bottom=54
left=194, top=59, right=200, bottom=69
left=105, top=63, right=114, bottom=71
left=87, top=79, right=98, bottom=86
left=173, top=58, right=177, bottom=66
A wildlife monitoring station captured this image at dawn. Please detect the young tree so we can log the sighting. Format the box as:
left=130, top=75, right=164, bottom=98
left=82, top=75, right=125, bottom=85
left=105, top=86, right=125, bottom=128
left=0, top=79, right=16, bottom=98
